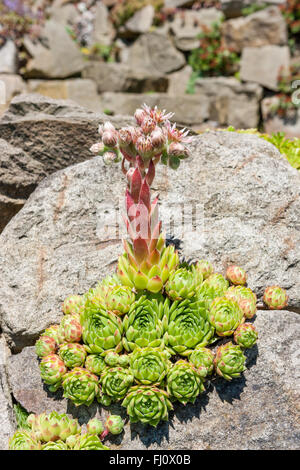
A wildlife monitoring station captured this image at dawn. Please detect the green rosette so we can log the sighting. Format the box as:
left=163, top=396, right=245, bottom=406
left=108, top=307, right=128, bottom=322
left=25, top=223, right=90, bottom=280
left=214, top=342, right=246, bottom=381
left=28, top=411, right=81, bottom=442
left=194, top=259, right=214, bottom=280
left=166, top=360, right=204, bottom=404
left=100, top=366, right=134, bottom=401
left=208, top=296, right=244, bottom=337
left=62, top=294, right=85, bottom=315
left=189, top=347, right=215, bottom=378
left=234, top=323, right=258, bottom=348
left=80, top=298, right=123, bottom=354
left=165, top=298, right=215, bottom=356
left=129, top=347, right=170, bottom=385
left=9, top=430, right=41, bottom=450
left=39, top=354, right=67, bottom=392
left=225, top=286, right=257, bottom=319
left=59, top=343, right=87, bottom=368
left=122, top=295, right=167, bottom=352
left=42, top=440, right=68, bottom=450
left=104, top=285, right=136, bottom=316
left=197, top=273, right=229, bottom=303
left=62, top=367, right=100, bottom=406
left=73, top=434, right=110, bottom=450
left=122, top=385, right=173, bottom=427
left=85, top=354, right=107, bottom=375
left=165, top=268, right=198, bottom=301
left=105, top=415, right=124, bottom=435
left=35, top=335, right=57, bottom=358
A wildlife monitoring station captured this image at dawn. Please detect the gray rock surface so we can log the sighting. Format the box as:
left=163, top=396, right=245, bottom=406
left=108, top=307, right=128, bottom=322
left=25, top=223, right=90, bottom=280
left=100, top=92, right=210, bottom=126
left=0, top=336, right=16, bottom=450
left=170, top=8, right=224, bottom=51
left=0, top=139, right=46, bottom=232
left=27, top=79, right=101, bottom=112
left=23, top=20, right=85, bottom=78
left=0, top=94, right=133, bottom=230
left=194, top=77, right=263, bottom=128
left=0, top=130, right=299, bottom=352
left=82, top=62, right=168, bottom=94
left=6, top=311, right=300, bottom=449
left=125, top=32, right=186, bottom=75
left=221, top=6, right=287, bottom=52
left=0, top=40, right=18, bottom=74
left=92, top=2, right=115, bottom=46
left=261, top=96, right=300, bottom=139
left=124, top=5, right=155, bottom=35
left=240, top=45, right=290, bottom=91
left=0, top=93, right=133, bottom=175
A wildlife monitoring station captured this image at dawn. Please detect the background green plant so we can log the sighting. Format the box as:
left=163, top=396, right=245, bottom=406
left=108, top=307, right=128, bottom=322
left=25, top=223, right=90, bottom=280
left=187, top=22, right=240, bottom=91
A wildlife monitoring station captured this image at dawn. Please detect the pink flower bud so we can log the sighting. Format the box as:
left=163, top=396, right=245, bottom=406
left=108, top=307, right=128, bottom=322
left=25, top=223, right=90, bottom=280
left=103, top=151, right=118, bottom=165
left=102, top=130, right=118, bottom=148
left=98, top=125, right=104, bottom=137
left=135, top=135, right=154, bottom=160
left=103, top=122, right=116, bottom=133
left=134, top=108, right=147, bottom=126
left=119, top=127, right=133, bottom=147
left=90, top=142, right=104, bottom=154
left=168, top=142, right=190, bottom=159
left=151, top=127, right=166, bottom=149
left=141, top=116, right=156, bottom=134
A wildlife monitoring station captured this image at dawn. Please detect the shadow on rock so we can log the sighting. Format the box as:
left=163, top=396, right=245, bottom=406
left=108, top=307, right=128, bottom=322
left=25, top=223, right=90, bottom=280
left=171, top=389, right=210, bottom=424
left=129, top=420, right=170, bottom=448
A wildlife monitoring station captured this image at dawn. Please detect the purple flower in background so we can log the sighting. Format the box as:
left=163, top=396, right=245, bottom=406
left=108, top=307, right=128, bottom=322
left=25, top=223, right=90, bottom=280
left=4, top=0, right=28, bottom=16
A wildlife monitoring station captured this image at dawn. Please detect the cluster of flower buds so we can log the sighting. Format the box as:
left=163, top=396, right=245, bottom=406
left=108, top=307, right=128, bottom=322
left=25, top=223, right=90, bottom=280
left=90, top=104, right=193, bottom=171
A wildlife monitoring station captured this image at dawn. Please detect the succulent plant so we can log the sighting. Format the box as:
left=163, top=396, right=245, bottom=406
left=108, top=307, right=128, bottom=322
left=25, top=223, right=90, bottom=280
left=39, top=354, right=67, bottom=392
left=62, top=294, right=85, bottom=315
left=122, top=385, right=173, bottom=427
left=189, top=347, right=215, bottom=378
left=104, top=351, right=120, bottom=367
left=197, top=273, right=229, bottom=303
left=165, top=267, right=198, bottom=301
left=165, top=298, right=215, bottom=355
left=58, top=314, right=82, bottom=343
left=42, top=440, right=68, bottom=450
left=80, top=298, right=123, bottom=354
left=234, top=323, right=258, bottom=348
left=92, top=274, right=121, bottom=300
left=104, top=415, right=124, bottom=435
left=263, top=285, right=288, bottom=310
left=35, top=335, right=57, bottom=358
left=9, top=430, right=41, bottom=450
left=62, top=367, right=100, bottom=407
left=225, top=286, right=257, bottom=319
left=214, top=342, right=246, bottom=381
left=100, top=366, right=134, bottom=401
left=166, top=360, right=204, bottom=404
left=104, top=285, right=136, bottom=316
left=85, top=354, right=107, bottom=375
left=117, top=161, right=179, bottom=293
left=72, top=433, right=110, bottom=450
left=208, top=297, right=244, bottom=337
left=86, top=418, right=104, bottom=435
left=43, top=325, right=61, bottom=344
left=129, top=347, right=170, bottom=385
left=59, top=343, right=87, bottom=368
left=118, top=355, right=130, bottom=367
left=27, top=412, right=80, bottom=442
left=226, top=265, right=247, bottom=286
left=122, top=295, right=167, bottom=352
left=194, top=259, right=214, bottom=280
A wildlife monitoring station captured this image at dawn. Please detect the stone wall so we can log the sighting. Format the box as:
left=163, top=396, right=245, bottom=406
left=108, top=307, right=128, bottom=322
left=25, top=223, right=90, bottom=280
left=0, top=0, right=299, bottom=133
